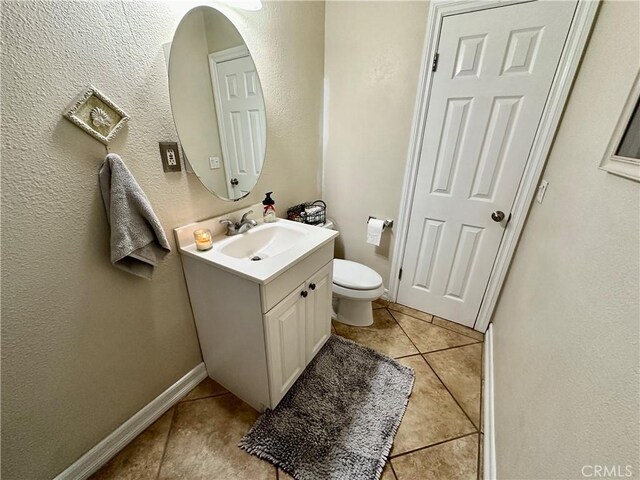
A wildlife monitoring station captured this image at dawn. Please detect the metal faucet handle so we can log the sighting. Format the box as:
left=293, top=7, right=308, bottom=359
left=240, top=210, right=254, bottom=223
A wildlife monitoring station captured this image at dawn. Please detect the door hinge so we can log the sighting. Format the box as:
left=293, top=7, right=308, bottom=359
left=399, top=268, right=403, bottom=280
left=432, top=53, right=439, bottom=72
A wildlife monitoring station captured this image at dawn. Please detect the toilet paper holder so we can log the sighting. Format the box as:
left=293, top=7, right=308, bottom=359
left=367, top=216, right=393, bottom=230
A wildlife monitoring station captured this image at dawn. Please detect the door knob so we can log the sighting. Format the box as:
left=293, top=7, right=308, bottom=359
left=230, top=178, right=239, bottom=186
left=309, top=283, right=316, bottom=290
left=491, top=211, right=505, bottom=222
left=300, top=290, right=308, bottom=298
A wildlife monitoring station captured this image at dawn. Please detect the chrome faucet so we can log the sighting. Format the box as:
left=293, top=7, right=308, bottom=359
left=220, top=210, right=258, bottom=236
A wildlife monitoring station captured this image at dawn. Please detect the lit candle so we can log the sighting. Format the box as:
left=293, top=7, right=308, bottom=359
left=193, top=229, right=213, bottom=251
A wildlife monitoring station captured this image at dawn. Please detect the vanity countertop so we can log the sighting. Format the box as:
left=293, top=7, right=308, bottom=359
left=175, top=215, right=338, bottom=285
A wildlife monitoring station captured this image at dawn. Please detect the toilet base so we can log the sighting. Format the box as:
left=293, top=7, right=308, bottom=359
left=333, top=297, right=374, bottom=327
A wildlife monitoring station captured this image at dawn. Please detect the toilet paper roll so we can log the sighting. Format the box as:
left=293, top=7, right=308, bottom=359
left=367, top=218, right=385, bottom=246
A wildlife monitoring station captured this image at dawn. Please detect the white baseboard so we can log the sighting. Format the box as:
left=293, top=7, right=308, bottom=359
left=483, top=324, right=496, bottom=480
left=54, top=363, right=208, bottom=480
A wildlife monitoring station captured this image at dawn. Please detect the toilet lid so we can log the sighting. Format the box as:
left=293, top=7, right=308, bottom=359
left=333, top=259, right=383, bottom=290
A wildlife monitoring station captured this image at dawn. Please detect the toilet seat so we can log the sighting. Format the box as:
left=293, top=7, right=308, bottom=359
left=333, top=282, right=385, bottom=300
left=333, top=259, right=383, bottom=291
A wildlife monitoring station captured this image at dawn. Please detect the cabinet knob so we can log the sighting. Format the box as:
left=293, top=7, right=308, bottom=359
left=309, top=283, right=316, bottom=290
left=300, top=290, right=308, bottom=298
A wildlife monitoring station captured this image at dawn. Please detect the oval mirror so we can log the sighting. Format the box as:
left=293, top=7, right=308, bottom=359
left=169, top=6, right=266, bottom=201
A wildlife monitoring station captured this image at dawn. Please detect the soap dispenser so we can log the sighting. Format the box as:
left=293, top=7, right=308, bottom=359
left=262, top=192, right=276, bottom=223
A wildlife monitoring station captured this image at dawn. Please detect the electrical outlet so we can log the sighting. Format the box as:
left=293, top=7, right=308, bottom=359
left=536, top=179, right=549, bottom=203
left=159, top=142, right=181, bottom=172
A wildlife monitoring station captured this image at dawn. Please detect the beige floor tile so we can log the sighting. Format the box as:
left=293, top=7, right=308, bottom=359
left=425, top=343, right=482, bottom=428
left=381, top=462, right=397, bottom=479
left=392, top=311, right=479, bottom=353
left=433, top=316, right=484, bottom=342
left=373, top=298, right=390, bottom=309
left=391, top=356, right=475, bottom=456
left=392, top=434, right=478, bottom=480
left=281, top=462, right=394, bottom=479
left=158, top=395, right=275, bottom=480
left=181, top=377, right=228, bottom=402
left=90, top=408, right=174, bottom=480
left=332, top=309, right=418, bottom=358
left=388, top=303, right=433, bottom=322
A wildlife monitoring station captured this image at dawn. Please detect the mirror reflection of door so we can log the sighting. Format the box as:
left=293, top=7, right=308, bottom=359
left=209, top=47, right=266, bottom=199
left=168, top=6, right=267, bottom=201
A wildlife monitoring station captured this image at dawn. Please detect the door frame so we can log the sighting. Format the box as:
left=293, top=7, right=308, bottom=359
left=388, top=0, right=599, bottom=332
left=208, top=45, right=251, bottom=199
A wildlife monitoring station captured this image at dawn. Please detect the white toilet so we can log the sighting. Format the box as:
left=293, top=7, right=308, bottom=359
left=322, top=221, right=384, bottom=326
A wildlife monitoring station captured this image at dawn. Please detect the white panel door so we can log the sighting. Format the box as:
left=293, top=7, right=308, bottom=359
left=263, top=284, right=306, bottom=407
left=214, top=54, right=266, bottom=199
left=398, top=1, right=576, bottom=327
left=305, top=262, right=333, bottom=364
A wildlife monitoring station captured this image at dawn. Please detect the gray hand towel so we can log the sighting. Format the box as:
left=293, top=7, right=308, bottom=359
left=99, top=153, right=171, bottom=279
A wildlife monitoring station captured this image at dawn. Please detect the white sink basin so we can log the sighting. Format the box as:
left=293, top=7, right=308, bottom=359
left=219, top=221, right=309, bottom=261
left=174, top=209, right=339, bottom=284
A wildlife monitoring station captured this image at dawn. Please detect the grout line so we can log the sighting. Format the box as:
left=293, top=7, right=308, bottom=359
left=419, top=341, right=481, bottom=356
left=178, top=391, right=230, bottom=404
left=389, top=431, right=478, bottom=460
left=389, top=459, right=399, bottom=479
left=422, top=354, right=480, bottom=431
left=155, top=406, right=177, bottom=480
left=389, top=309, right=483, bottom=348
left=477, top=343, right=484, bottom=480
left=389, top=309, right=477, bottom=358
left=380, top=313, right=480, bottom=468
left=275, top=466, right=279, bottom=479
left=387, top=312, right=480, bottom=431
left=388, top=311, right=426, bottom=358
left=387, top=306, right=434, bottom=324
left=393, top=352, right=422, bottom=360
left=390, top=302, right=485, bottom=342
left=477, top=426, right=482, bottom=480
left=432, top=318, right=485, bottom=342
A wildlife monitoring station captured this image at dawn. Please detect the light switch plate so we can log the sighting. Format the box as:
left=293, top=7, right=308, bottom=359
left=159, top=142, right=181, bottom=172
left=536, top=179, right=549, bottom=203
left=209, top=156, right=221, bottom=169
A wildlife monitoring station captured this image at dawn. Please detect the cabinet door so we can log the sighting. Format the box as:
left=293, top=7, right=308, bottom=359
left=305, top=262, right=333, bottom=364
left=263, top=284, right=306, bottom=407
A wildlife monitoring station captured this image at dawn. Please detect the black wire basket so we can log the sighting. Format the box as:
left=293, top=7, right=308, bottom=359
left=286, top=200, right=326, bottom=225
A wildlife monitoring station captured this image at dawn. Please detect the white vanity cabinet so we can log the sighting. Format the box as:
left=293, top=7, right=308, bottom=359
left=264, top=262, right=332, bottom=406
left=176, top=212, right=338, bottom=412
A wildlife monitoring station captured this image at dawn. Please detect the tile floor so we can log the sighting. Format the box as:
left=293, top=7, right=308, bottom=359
left=91, top=300, right=484, bottom=480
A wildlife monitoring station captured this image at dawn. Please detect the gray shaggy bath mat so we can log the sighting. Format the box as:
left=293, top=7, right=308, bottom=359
left=239, top=334, right=414, bottom=480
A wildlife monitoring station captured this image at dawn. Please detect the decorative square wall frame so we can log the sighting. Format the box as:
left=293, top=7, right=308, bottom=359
left=63, top=85, right=130, bottom=145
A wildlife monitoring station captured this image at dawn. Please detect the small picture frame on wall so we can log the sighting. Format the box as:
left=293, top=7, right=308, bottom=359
left=599, top=71, right=640, bottom=182
left=63, top=85, right=130, bottom=145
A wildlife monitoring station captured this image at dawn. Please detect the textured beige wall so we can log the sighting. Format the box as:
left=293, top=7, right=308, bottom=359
left=322, top=1, right=428, bottom=284
left=492, top=2, right=640, bottom=478
left=0, top=1, right=325, bottom=478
